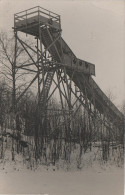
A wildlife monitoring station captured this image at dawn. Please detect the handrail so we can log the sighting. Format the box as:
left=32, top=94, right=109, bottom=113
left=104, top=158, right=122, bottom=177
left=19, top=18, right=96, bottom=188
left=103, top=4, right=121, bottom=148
left=15, top=10, right=38, bottom=19
left=39, top=10, right=59, bottom=19
left=14, top=6, right=60, bottom=26
left=15, top=6, right=39, bottom=15
left=39, top=6, right=60, bottom=17
left=15, top=6, right=60, bottom=18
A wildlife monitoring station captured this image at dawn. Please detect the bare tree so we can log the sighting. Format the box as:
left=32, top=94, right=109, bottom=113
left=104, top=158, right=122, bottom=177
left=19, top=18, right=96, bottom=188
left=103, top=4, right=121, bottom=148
left=0, top=31, right=34, bottom=109
left=0, top=31, right=35, bottom=160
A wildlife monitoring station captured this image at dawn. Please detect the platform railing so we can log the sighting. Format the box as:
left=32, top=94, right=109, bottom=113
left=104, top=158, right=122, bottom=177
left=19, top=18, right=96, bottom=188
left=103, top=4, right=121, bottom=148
left=14, top=6, right=61, bottom=27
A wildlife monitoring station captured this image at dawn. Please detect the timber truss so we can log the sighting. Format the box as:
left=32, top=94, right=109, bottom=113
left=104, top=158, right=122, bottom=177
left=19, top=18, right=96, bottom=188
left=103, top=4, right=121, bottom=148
left=12, top=6, right=123, bottom=155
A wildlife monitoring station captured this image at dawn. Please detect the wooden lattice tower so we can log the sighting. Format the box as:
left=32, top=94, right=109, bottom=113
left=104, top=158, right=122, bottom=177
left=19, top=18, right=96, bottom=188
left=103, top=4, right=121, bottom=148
left=12, top=6, right=124, bottom=160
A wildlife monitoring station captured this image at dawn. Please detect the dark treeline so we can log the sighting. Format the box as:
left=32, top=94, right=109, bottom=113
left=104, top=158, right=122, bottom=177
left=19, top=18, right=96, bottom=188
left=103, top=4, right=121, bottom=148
left=0, top=79, right=124, bottom=169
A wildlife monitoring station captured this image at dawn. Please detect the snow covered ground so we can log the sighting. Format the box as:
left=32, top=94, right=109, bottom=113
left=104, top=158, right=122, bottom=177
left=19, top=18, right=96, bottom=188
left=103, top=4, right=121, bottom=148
left=0, top=165, right=124, bottom=195
left=0, top=133, right=124, bottom=195
left=0, top=150, right=124, bottom=195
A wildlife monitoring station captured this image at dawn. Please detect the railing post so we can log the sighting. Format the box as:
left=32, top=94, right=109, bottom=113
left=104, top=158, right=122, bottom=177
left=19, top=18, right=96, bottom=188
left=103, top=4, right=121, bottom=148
left=14, top=14, right=15, bottom=29
left=59, top=16, right=61, bottom=29
left=38, top=6, right=40, bottom=24
left=26, top=10, right=28, bottom=36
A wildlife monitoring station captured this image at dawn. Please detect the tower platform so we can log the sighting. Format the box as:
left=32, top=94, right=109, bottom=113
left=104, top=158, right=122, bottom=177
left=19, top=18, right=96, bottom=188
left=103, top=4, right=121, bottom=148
left=14, top=6, right=61, bottom=36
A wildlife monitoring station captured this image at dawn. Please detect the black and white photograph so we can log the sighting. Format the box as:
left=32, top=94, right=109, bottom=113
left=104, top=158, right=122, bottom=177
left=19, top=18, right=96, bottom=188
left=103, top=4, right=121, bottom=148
left=0, top=0, right=124, bottom=194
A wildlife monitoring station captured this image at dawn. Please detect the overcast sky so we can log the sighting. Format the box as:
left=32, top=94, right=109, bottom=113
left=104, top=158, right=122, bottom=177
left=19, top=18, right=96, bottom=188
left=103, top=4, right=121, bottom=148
left=0, top=0, right=124, bottom=108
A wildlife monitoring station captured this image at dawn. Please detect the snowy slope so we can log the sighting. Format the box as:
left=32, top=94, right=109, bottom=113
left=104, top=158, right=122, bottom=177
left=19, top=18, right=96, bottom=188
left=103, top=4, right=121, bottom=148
left=0, top=149, right=124, bottom=195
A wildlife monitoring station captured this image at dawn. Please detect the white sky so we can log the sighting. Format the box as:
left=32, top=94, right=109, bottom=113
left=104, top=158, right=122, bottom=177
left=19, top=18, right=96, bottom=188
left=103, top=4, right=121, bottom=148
left=0, top=0, right=124, bottom=108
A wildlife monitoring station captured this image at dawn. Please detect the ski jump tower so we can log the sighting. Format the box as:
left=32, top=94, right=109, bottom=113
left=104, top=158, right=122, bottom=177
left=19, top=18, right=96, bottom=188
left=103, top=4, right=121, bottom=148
left=13, top=6, right=123, bottom=146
